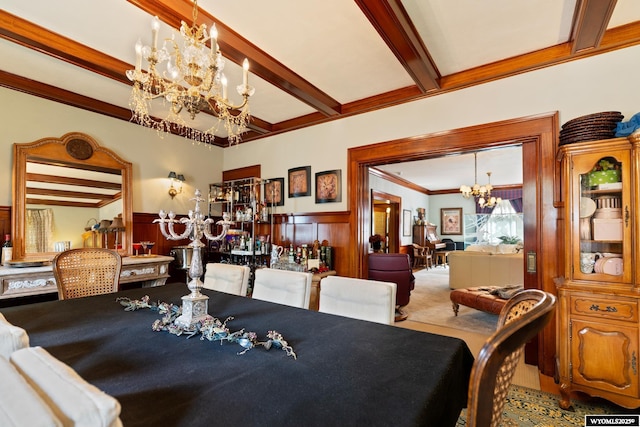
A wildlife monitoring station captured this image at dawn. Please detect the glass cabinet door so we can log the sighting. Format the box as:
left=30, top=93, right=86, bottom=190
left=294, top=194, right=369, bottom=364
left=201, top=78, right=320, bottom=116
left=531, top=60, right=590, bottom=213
left=570, top=145, right=631, bottom=284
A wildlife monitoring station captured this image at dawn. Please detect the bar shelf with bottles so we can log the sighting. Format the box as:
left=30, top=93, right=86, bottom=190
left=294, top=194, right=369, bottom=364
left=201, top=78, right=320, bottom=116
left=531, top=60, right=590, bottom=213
left=271, top=241, right=334, bottom=273
left=208, top=177, right=273, bottom=269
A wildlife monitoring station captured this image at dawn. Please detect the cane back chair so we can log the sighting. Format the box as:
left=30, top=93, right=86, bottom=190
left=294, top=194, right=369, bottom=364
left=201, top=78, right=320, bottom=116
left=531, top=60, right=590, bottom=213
left=53, top=248, right=122, bottom=300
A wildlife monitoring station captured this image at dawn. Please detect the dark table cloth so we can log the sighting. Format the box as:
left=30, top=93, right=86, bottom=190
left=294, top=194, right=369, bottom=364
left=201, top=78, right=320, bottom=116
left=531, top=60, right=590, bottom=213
left=1, top=283, right=474, bottom=427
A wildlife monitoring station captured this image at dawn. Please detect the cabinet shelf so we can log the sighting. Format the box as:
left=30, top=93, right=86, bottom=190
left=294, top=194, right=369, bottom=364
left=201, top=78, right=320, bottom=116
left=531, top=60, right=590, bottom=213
left=582, top=188, right=623, bottom=196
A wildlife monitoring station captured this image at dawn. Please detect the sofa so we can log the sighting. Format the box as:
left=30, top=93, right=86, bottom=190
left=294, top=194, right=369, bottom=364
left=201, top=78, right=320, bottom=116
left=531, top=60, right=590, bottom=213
left=448, top=245, right=523, bottom=290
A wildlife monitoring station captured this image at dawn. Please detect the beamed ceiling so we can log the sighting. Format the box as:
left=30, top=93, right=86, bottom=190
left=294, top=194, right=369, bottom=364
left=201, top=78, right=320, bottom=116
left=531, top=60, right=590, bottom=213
left=1, top=0, right=640, bottom=149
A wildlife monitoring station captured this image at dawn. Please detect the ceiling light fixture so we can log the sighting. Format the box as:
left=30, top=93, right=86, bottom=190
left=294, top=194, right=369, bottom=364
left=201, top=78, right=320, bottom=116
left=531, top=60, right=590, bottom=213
left=459, top=153, right=502, bottom=208
left=126, top=0, right=254, bottom=145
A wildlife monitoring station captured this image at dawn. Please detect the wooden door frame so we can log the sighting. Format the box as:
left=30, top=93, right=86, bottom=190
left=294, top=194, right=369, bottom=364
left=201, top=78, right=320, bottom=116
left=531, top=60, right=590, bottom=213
left=347, top=112, right=560, bottom=375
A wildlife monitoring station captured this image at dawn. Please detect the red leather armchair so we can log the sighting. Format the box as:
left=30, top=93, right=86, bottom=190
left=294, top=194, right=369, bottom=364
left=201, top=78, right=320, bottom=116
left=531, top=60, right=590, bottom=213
left=367, top=253, right=415, bottom=320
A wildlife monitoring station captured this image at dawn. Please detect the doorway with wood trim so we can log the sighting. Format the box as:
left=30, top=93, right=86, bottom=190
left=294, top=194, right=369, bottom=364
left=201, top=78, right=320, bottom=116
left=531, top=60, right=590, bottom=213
left=347, top=112, right=560, bottom=376
left=371, top=190, right=400, bottom=253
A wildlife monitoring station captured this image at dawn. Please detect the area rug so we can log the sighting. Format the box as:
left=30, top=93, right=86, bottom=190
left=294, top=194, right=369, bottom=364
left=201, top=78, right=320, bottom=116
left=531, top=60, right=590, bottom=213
left=404, top=267, right=498, bottom=335
left=456, top=385, right=637, bottom=426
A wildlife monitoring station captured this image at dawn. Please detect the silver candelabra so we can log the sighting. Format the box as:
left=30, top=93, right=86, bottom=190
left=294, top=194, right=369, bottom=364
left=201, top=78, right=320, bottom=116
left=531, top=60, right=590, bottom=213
left=154, top=189, right=233, bottom=327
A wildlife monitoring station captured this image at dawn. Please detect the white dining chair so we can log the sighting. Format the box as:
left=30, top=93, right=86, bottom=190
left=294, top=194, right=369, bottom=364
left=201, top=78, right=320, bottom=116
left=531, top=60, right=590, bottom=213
left=319, top=276, right=397, bottom=325
left=252, top=268, right=313, bottom=309
left=203, top=263, right=250, bottom=296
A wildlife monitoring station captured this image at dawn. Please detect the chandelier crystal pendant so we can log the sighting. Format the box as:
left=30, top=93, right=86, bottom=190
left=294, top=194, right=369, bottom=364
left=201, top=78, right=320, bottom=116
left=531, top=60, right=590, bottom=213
left=126, top=0, right=254, bottom=145
left=459, top=153, right=502, bottom=208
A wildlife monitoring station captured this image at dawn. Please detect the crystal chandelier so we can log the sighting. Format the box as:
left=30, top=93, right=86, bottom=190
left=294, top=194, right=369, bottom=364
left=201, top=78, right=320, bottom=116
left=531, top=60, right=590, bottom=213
left=126, top=0, right=254, bottom=145
left=459, top=153, right=502, bottom=208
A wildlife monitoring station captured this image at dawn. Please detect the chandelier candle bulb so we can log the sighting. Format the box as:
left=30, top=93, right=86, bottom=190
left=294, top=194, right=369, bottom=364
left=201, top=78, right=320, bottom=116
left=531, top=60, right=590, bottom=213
left=151, top=16, right=160, bottom=50
left=135, top=39, right=142, bottom=73
left=222, top=75, right=228, bottom=100
left=211, top=24, right=218, bottom=55
left=243, top=59, right=249, bottom=88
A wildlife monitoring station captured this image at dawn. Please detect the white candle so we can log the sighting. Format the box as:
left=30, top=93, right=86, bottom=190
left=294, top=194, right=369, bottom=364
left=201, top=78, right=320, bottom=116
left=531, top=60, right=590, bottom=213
left=151, top=16, right=160, bottom=50
left=243, top=58, right=249, bottom=88
left=135, top=39, right=142, bottom=73
left=221, top=75, right=228, bottom=100
left=211, top=24, right=218, bottom=55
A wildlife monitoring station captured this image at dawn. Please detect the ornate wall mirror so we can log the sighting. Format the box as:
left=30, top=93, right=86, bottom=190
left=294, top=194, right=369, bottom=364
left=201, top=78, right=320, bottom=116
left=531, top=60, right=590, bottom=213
left=12, top=132, right=132, bottom=260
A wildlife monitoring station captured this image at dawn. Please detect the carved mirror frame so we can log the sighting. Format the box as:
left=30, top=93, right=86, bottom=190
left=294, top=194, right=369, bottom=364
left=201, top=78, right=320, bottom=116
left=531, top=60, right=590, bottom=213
left=12, top=132, right=132, bottom=260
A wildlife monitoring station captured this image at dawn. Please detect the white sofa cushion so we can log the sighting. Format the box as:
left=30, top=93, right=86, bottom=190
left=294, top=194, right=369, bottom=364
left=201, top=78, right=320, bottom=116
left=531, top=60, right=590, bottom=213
left=465, top=244, right=498, bottom=253
left=0, top=356, right=61, bottom=426
left=0, top=312, right=29, bottom=359
left=11, top=346, right=122, bottom=427
left=449, top=251, right=523, bottom=290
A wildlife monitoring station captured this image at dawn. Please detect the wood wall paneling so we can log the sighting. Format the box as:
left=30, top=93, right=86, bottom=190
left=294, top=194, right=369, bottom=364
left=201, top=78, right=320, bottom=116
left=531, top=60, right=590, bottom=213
left=271, top=211, right=350, bottom=276
left=0, top=207, right=10, bottom=240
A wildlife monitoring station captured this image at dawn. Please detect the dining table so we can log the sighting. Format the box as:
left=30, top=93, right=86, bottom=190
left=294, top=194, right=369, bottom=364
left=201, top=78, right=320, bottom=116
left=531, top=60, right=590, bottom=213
left=1, top=283, right=474, bottom=427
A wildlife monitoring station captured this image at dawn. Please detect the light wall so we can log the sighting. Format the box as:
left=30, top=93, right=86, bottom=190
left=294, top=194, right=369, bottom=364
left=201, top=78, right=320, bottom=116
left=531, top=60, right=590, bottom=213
left=428, top=194, right=477, bottom=241
left=1, top=45, right=639, bottom=219
left=223, top=45, right=640, bottom=214
left=0, top=88, right=224, bottom=217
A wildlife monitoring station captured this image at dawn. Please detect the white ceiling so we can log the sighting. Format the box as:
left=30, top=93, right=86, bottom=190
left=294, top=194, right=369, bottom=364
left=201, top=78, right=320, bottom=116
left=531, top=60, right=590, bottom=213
left=1, top=0, right=639, bottom=189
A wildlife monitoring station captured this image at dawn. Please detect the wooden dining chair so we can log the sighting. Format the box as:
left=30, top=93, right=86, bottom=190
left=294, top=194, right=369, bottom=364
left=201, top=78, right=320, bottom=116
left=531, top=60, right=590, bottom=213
left=53, top=248, right=122, bottom=300
left=465, top=289, right=556, bottom=427
left=203, top=263, right=250, bottom=296
left=319, top=276, right=397, bottom=325
left=412, top=243, right=432, bottom=269
left=252, top=268, right=313, bottom=309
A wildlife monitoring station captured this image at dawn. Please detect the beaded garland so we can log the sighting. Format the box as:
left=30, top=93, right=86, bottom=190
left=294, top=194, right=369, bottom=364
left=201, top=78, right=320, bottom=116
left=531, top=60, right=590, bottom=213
left=116, top=295, right=296, bottom=359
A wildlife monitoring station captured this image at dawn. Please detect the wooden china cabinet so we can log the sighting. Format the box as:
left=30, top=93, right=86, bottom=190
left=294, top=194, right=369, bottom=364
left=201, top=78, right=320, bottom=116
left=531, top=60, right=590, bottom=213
left=557, top=135, right=640, bottom=409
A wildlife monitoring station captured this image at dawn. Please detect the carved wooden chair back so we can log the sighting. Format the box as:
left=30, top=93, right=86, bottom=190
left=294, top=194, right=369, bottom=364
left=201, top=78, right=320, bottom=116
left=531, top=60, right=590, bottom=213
left=466, top=289, right=556, bottom=427
left=412, top=243, right=432, bottom=268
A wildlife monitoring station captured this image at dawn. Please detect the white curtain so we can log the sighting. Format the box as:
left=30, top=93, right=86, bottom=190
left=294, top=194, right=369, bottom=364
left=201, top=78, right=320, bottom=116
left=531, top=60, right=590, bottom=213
left=26, top=209, right=54, bottom=253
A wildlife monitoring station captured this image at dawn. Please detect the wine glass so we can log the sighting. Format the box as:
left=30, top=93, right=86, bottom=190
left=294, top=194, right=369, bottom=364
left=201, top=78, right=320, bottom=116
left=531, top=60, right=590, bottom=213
left=141, top=241, right=155, bottom=256
left=132, top=242, right=143, bottom=256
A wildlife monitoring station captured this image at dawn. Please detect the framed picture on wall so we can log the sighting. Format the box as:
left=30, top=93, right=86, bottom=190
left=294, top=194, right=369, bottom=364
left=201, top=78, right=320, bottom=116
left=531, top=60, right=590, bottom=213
left=403, top=209, right=412, bottom=236
left=288, top=166, right=311, bottom=198
left=315, top=169, right=341, bottom=203
left=441, top=207, right=462, bottom=235
left=264, top=178, right=284, bottom=206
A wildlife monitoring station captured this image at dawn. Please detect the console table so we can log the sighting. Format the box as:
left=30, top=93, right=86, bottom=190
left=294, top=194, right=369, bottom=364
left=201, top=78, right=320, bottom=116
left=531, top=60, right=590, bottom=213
left=0, top=255, right=173, bottom=300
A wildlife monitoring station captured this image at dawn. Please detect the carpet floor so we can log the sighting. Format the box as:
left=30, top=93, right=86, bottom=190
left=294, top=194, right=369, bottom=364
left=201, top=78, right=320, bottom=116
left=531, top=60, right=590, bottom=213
left=403, top=267, right=498, bottom=335
left=456, top=385, right=639, bottom=426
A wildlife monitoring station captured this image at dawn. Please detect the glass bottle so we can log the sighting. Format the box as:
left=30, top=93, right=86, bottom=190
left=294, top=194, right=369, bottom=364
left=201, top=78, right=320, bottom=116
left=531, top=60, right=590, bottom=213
left=1, top=234, right=12, bottom=266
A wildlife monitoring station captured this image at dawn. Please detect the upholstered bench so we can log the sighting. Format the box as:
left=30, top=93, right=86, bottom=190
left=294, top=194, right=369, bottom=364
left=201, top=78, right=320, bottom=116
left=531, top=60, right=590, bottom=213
left=450, top=285, right=522, bottom=316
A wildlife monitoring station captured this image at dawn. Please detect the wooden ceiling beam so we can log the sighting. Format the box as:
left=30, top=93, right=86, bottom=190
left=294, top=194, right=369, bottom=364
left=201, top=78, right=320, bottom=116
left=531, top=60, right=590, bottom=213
left=127, top=0, right=342, bottom=117
left=440, top=21, right=640, bottom=90
left=0, top=10, right=130, bottom=84
left=355, top=0, right=440, bottom=93
left=26, top=187, right=118, bottom=201
left=26, top=173, right=122, bottom=190
left=0, top=70, right=132, bottom=121
left=571, top=0, right=617, bottom=53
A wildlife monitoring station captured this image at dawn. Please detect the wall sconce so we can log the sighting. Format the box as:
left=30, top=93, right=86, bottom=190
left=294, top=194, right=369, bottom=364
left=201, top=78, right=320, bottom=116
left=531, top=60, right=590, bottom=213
left=168, top=172, right=185, bottom=199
